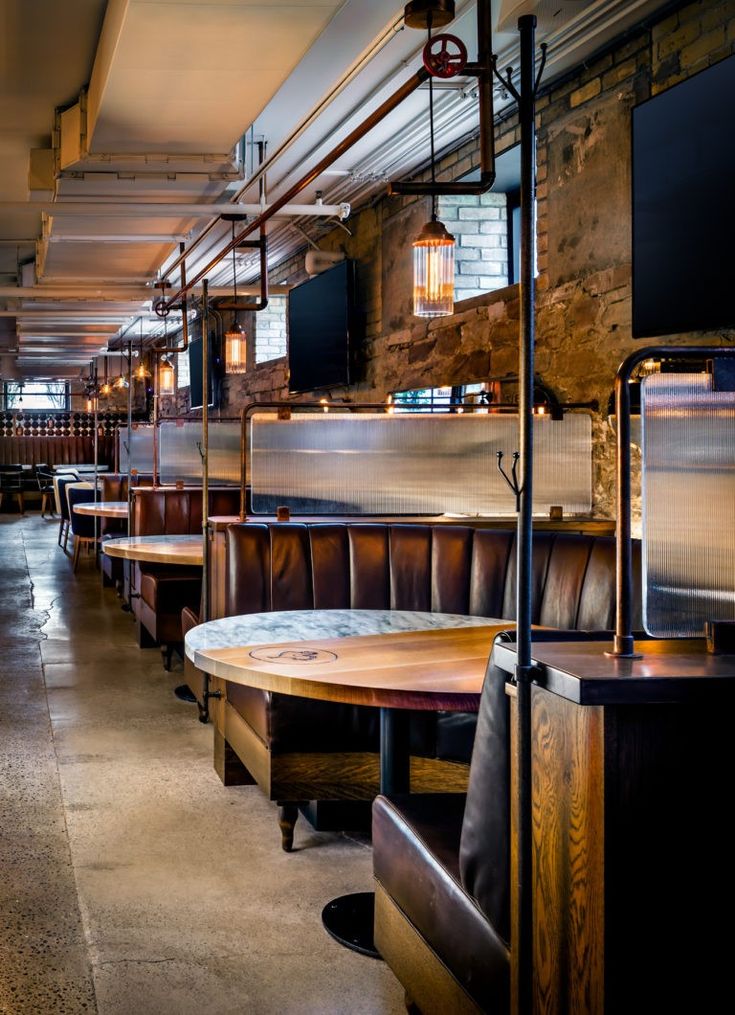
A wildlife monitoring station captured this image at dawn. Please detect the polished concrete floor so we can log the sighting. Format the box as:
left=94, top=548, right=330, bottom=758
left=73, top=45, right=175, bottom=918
left=0, top=512, right=404, bottom=1014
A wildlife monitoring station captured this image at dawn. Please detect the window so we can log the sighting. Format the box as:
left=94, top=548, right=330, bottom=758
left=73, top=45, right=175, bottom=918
left=439, top=144, right=523, bottom=301
left=177, top=349, right=190, bottom=389
left=255, top=295, right=287, bottom=365
left=392, top=382, right=489, bottom=413
left=3, top=381, right=69, bottom=411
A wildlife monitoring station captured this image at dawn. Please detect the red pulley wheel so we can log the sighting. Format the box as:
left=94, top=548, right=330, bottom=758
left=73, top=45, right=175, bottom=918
left=422, top=33, right=468, bottom=79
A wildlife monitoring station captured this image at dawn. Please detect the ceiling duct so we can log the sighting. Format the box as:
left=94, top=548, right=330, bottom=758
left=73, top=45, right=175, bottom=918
left=497, top=0, right=593, bottom=34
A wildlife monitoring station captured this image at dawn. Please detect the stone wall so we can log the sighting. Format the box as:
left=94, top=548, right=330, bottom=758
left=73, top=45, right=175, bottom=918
left=173, top=0, right=735, bottom=518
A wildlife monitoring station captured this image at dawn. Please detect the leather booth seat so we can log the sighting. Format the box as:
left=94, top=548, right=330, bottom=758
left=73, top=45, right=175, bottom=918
left=0, top=435, right=114, bottom=468
left=187, top=522, right=636, bottom=849
left=131, top=487, right=239, bottom=662
left=372, top=627, right=642, bottom=1015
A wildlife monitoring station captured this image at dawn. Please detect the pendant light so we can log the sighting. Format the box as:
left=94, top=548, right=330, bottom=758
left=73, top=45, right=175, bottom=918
left=224, top=221, right=247, bottom=374
left=412, top=19, right=455, bottom=318
left=99, top=358, right=112, bottom=397
left=159, top=355, right=175, bottom=396
left=113, top=353, right=129, bottom=390
left=133, top=317, right=151, bottom=381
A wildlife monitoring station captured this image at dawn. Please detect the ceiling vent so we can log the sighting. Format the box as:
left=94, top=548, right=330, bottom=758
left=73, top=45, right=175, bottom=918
left=497, top=0, right=591, bottom=34
left=304, top=250, right=345, bottom=277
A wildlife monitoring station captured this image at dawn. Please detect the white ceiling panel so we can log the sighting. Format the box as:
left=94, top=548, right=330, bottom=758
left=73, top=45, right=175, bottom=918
left=87, top=0, right=347, bottom=154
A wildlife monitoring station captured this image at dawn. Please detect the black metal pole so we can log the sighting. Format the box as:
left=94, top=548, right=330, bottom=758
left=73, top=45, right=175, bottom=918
left=516, top=14, right=537, bottom=1015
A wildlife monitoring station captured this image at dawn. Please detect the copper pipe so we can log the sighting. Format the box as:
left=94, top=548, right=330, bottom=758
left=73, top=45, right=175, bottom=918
left=158, top=68, right=429, bottom=314
left=389, top=0, right=495, bottom=196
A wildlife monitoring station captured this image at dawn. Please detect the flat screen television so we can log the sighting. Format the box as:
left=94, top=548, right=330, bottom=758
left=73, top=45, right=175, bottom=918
left=288, top=260, right=355, bottom=393
left=188, top=337, right=215, bottom=409
left=632, top=54, right=735, bottom=338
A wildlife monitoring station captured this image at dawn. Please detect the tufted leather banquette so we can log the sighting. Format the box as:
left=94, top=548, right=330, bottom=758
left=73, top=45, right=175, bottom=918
left=0, top=435, right=114, bottom=468
left=130, top=487, right=240, bottom=660
left=194, top=522, right=639, bottom=849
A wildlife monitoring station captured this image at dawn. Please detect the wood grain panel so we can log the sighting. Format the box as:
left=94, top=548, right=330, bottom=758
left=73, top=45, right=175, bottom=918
left=530, top=686, right=605, bottom=1015
left=195, top=624, right=509, bottom=711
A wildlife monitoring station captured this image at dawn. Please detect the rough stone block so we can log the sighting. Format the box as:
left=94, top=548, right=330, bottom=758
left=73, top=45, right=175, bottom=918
left=681, top=26, right=725, bottom=66
left=656, top=18, right=700, bottom=60
left=570, top=78, right=602, bottom=107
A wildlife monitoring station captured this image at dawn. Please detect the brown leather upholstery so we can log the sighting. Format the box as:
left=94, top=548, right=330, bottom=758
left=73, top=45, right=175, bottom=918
left=225, top=524, right=635, bottom=629
left=373, top=793, right=509, bottom=1012
left=131, top=487, right=239, bottom=647
left=0, top=435, right=114, bottom=467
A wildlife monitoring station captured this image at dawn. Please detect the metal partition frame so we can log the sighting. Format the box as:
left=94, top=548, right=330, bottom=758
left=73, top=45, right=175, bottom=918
left=241, top=397, right=596, bottom=519
left=611, top=345, right=735, bottom=658
left=157, top=418, right=241, bottom=486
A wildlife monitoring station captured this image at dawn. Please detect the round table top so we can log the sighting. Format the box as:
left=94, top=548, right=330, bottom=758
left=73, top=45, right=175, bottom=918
left=102, top=533, right=203, bottom=565
left=186, top=609, right=511, bottom=711
left=73, top=501, right=128, bottom=518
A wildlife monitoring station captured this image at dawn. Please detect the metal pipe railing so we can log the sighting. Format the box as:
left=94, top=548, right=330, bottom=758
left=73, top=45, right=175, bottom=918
left=389, top=0, right=496, bottom=196
left=609, top=344, right=735, bottom=659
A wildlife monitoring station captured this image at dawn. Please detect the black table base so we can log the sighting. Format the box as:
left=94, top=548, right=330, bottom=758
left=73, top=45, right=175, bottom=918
left=321, top=892, right=380, bottom=959
left=321, top=708, right=409, bottom=959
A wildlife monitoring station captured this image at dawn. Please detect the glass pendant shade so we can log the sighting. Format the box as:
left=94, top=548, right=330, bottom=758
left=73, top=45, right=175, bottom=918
left=133, top=359, right=151, bottom=381
left=113, top=374, right=129, bottom=390
left=225, top=324, right=247, bottom=374
left=159, top=358, right=175, bottom=396
left=412, top=218, right=455, bottom=317
left=99, top=381, right=112, bottom=397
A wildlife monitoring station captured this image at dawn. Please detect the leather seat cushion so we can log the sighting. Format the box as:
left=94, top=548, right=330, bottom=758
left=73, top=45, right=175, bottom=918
left=139, top=566, right=202, bottom=611
left=227, top=684, right=379, bottom=753
left=373, top=794, right=509, bottom=1008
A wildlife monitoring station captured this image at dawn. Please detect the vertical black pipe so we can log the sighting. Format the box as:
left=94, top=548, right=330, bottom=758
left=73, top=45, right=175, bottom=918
left=477, top=0, right=496, bottom=183
left=201, top=279, right=210, bottom=626
left=516, top=14, right=537, bottom=1015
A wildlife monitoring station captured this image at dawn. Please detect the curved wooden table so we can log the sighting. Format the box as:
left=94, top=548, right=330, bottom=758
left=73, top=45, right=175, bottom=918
left=102, top=534, right=203, bottom=566
left=73, top=501, right=128, bottom=519
left=187, top=608, right=512, bottom=957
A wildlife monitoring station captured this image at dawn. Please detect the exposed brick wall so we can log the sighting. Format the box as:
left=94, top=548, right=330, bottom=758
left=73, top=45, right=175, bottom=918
left=174, top=0, right=735, bottom=520
left=255, top=295, right=287, bottom=364
left=438, top=193, right=509, bottom=299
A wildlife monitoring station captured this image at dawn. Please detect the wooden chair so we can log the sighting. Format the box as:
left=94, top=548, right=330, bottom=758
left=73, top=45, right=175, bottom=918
left=0, top=466, right=25, bottom=513
left=66, top=485, right=98, bottom=571
left=36, top=468, right=55, bottom=517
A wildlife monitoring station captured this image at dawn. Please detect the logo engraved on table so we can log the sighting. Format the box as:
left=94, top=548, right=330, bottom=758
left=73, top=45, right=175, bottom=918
left=248, top=647, right=339, bottom=664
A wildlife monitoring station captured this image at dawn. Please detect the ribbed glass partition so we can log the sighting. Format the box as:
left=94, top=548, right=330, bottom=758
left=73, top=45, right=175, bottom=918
left=250, top=412, right=592, bottom=515
left=158, top=421, right=240, bottom=485
left=119, top=425, right=154, bottom=476
left=642, top=372, right=735, bottom=637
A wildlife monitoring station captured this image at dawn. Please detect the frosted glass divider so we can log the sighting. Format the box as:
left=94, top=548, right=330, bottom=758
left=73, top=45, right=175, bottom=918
left=158, top=421, right=240, bottom=486
left=250, top=411, right=592, bottom=516
left=119, top=425, right=154, bottom=476
left=642, top=372, right=735, bottom=637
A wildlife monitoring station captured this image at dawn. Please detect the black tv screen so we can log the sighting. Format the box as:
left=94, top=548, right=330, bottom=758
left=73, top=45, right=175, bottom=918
left=632, top=55, right=735, bottom=338
left=188, top=337, right=215, bottom=409
left=288, top=260, right=354, bottom=393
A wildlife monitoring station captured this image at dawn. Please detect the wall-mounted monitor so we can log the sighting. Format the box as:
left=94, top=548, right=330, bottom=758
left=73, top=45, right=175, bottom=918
left=287, top=260, right=355, bottom=393
left=188, top=337, right=215, bottom=410
left=632, top=55, right=735, bottom=338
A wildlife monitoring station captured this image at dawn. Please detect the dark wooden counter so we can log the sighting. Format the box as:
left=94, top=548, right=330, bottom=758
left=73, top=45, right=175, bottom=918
left=496, top=636, right=735, bottom=1013
left=495, top=635, right=735, bottom=705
